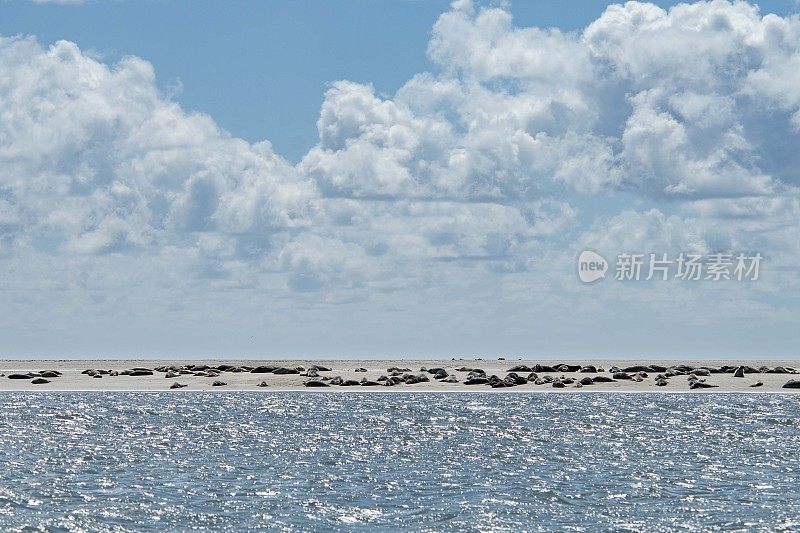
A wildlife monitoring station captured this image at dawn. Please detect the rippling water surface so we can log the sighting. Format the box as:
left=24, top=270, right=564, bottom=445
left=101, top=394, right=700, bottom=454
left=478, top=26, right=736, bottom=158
left=0, top=392, right=798, bottom=532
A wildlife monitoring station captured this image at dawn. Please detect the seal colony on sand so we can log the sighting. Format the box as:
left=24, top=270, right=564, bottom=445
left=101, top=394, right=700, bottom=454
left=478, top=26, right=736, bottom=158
left=0, top=360, right=799, bottom=392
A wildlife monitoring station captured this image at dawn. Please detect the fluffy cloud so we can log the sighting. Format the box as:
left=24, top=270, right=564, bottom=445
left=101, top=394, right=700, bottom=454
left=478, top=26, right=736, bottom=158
left=306, top=0, right=800, bottom=205
left=1, top=34, right=576, bottom=294
left=0, top=0, right=799, bottom=352
left=0, top=37, right=314, bottom=263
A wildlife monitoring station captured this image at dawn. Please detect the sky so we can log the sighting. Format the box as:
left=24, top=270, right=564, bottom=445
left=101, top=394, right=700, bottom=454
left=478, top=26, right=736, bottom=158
left=0, top=0, right=798, bottom=359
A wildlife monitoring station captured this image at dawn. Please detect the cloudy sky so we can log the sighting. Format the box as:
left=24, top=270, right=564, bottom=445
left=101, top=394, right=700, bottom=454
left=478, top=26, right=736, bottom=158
left=0, top=0, right=798, bottom=359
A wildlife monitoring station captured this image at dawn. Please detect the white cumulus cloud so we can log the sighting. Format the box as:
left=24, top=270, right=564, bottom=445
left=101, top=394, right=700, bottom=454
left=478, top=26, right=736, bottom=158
left=1, top=1, right=799, bottom=357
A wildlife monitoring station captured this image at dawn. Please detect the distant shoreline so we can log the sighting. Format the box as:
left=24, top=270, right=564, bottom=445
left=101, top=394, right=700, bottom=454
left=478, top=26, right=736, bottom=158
left=0, top=359, right=798, bottom=392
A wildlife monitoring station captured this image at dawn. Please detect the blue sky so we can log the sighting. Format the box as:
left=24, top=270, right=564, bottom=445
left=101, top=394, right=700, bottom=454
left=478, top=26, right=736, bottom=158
left=3, top=0, right=796, bottom=162
left=0, top=0, right=799, bottom=359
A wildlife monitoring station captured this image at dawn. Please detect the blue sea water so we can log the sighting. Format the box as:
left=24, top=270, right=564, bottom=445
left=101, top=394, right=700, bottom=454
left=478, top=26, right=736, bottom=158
left=0, top=392, right=798, bottom=532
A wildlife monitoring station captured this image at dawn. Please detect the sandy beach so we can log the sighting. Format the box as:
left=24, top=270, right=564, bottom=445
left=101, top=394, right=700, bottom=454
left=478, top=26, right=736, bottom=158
left=0, top=359, right=798, bottom=392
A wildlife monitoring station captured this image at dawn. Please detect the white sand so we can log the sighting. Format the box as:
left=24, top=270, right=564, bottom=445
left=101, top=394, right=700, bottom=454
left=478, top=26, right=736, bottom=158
left=0, top=359, right=798, bottom=392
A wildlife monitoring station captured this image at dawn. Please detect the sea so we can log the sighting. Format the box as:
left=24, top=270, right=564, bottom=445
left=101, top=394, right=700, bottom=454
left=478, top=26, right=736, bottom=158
left=0, top=392, right=798, bottom=532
